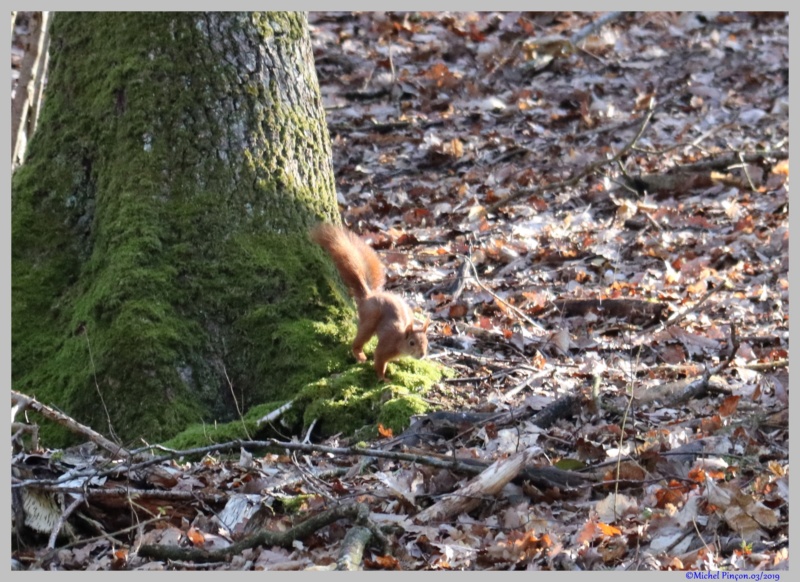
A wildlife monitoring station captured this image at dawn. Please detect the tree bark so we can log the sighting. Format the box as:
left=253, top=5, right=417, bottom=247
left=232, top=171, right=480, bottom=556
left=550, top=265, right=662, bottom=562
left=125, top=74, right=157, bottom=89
left=12, top=12, right=348, bottom=444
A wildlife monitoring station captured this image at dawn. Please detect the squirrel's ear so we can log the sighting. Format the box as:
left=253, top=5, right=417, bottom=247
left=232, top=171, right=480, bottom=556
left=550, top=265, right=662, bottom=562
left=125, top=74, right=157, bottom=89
left=422, top=315, right=431, bottom=331
left=405, top=323, right=415, bottom=336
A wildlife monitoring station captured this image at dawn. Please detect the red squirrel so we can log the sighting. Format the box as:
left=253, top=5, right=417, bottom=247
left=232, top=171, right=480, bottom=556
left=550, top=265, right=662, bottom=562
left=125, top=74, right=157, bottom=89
left=311, top=224, right=430, bottom=380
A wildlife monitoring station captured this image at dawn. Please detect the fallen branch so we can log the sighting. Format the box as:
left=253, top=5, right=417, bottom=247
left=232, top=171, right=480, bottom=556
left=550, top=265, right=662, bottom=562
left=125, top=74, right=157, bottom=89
left=335, top=526, right=374, bottom=571
left=11, top=421, right=39, bottom=450
left=663, top=150, right=786, bottom=174
left=744, top=360, right=787, bottom=372
left=14, top=485, right=230, bottom=504
left=15, top=436, right=589, bottom=495
left=256, top=400, right=294, bottom=426
left=138, top=502, right=374, bottom=564
left=633, top=325, right=738, bottom=407
left=386, top=393, right=578, bottom=448
left=621, top=150, right=788, bottom=196
left=415, top=446, right=538, bottom=523
left=11, top=390, right=136, bottom=460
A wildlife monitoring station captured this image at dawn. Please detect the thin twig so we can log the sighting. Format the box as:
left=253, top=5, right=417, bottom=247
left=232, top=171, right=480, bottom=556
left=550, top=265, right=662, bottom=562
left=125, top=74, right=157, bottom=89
left=388, top=42, right=396, bottom=85
left=488, top=98, right=656, bottom=213
left=735, top=151, right=758, bottom=192
left=570, top=12, right=625, bottom=45
left=612, top=339, right=642, bottom=521
left=485, top=38, right=522, bottom=81
left=303, top=418, right=318, bottom=444
left=81, top=326, right=120, bottom=444
left=631, top=122, right=735, bottom=156
left=290, top=451, right=336, bottom=502
left=222, top=362, right=251, bottom=440
left=48, top=495, right=84, bottom=549
left=710, top=323, right=739, bottom=377
left=57, top=515, right=166, bottom=550
left=659, top=284, right=723, bottom=330
left=459, top=254, right=545, bottom=332
left=360, top=64, right=376, bottom=92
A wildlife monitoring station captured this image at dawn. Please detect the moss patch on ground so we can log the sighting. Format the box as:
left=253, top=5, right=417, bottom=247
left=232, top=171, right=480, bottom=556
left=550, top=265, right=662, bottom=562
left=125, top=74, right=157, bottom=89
left=164, top=355, right=450, bottom=449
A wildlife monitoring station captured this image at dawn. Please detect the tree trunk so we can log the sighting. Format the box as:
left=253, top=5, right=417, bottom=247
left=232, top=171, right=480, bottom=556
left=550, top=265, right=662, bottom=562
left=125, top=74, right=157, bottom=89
left=12, top=12, right=350, bottom=444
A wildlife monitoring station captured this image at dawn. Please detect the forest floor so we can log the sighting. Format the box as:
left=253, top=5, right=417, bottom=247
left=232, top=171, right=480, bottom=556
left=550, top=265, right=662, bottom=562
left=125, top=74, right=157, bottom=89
left=12, top=11, right=788, bottom=571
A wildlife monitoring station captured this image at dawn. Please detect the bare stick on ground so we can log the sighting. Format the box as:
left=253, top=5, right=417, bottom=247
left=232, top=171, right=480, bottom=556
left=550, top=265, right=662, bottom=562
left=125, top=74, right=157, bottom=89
left=11, top=390, right=134, bottom=460
left=415, top=446, right=539, bottom=523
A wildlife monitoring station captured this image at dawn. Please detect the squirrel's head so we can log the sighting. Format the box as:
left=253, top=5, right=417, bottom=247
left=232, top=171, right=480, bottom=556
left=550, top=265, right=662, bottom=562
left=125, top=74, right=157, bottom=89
left=403, top=316, right=430, bottom=359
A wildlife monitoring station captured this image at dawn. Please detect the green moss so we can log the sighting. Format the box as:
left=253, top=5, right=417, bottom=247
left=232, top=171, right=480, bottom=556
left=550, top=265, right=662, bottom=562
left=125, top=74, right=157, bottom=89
left=289, top=356, right=446, bottom=437
left=279, top=494, right=315, bottom=514
left=378, top=396, right=429, bottom=434
left=162, top=418, right=257, bottom=451
left=251, top=12, right=309, bottom=41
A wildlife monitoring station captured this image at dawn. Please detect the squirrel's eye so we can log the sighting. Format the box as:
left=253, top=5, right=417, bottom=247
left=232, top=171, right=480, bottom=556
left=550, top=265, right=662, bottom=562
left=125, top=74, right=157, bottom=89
left=409, top=340, right=416, bottom=346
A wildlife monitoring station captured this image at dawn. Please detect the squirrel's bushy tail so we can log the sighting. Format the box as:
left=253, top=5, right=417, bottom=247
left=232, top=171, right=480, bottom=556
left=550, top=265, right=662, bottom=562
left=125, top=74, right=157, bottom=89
left=310, top=224, right=386, bottom=300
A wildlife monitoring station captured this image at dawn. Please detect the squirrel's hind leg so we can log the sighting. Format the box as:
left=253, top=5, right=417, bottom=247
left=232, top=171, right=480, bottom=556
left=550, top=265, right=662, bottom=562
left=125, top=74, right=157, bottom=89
left=351, top=304, right=379, bottom=363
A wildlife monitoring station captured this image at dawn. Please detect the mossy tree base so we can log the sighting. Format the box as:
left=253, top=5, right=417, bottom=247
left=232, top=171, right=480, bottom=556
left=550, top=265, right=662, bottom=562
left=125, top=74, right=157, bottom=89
left=12, top=13, right=354, bottom=445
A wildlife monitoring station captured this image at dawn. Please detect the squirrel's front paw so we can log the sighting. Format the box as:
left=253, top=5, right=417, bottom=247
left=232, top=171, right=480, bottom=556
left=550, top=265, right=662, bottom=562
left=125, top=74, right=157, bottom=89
left=353, top=350, right=367, bottom=362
